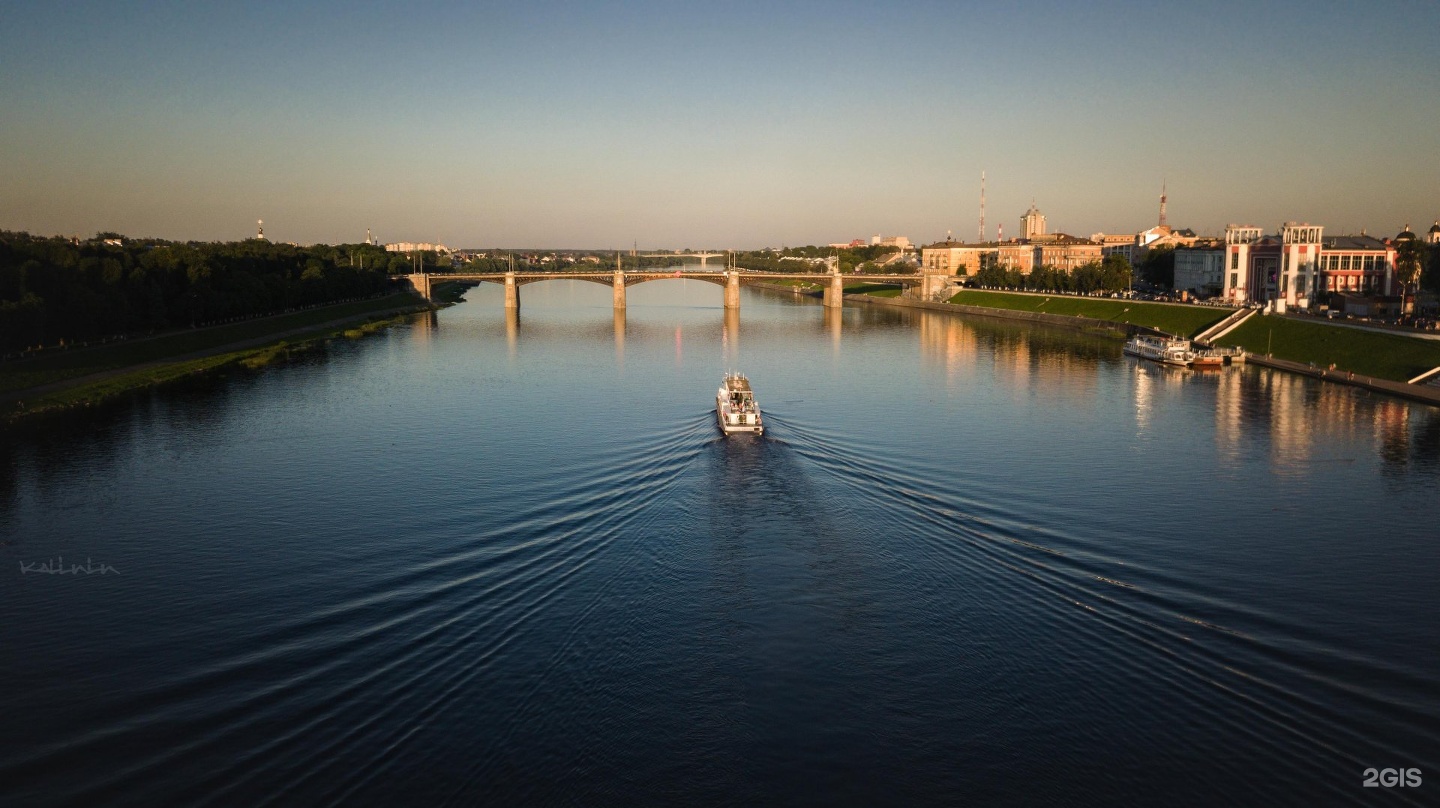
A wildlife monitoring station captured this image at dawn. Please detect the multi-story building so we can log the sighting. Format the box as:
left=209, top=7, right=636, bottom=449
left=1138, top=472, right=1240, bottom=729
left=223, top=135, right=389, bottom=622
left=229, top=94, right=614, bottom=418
left=1033, top=234, right=1103, bottom=270
left=921, top=234, right=1095, bottom=277
left=1278, top=222, right=1323, bottom=309
left=921, top=240, right=1035, bottom=275
left=1317, top=234, right=1394, bottom=296
left=1219, top=223, right=1322, bottom=310
left=1090, top=232, right=1138, bottom=261
left=1089, top=226, right=1198, bottom=266
left=1174, top=247, right=1225, bottom=295
left=1221, top=225, right=1262, bottom=303
left=1020, top=205, right=1047, bottom=240
left=996, top=242, right=1037, bottom=274
left=1221, top=223, right=1400, bottom=310
left=921, top=241, right=984, bottom=275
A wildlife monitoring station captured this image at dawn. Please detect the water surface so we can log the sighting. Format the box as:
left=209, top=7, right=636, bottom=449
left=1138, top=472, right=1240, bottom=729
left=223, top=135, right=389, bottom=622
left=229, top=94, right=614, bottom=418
left=2, top=280, right=1437, bottom=806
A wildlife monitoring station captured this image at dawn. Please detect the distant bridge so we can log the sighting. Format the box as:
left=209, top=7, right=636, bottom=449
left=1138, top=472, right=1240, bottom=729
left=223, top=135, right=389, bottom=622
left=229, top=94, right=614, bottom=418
left=405, top=270, right=947, bottom=311
left=636, top=252, right=726, bottom=268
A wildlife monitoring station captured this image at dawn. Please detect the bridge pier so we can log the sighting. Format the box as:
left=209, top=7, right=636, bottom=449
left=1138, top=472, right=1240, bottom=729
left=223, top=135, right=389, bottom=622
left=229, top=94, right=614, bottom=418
left=824, top=274, right=844, bottom=308
left=918, top=274, right=951, bottom=301
left=504, top=271, right=519, bottom=310
left=725, top=272, right=741, bottom=309
left=407, top=272, right=432, bottom=301
left=613, top=271, right=626, bottom=309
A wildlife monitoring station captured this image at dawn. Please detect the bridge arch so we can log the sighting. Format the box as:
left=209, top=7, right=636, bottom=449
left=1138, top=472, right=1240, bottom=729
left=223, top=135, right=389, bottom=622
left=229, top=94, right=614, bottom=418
left=624, top=274, right=728, bottom=288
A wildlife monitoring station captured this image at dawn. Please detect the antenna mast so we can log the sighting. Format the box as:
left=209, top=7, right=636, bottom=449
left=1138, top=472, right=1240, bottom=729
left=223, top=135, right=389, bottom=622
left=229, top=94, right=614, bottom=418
left=979, top=171, right=986, bottom=243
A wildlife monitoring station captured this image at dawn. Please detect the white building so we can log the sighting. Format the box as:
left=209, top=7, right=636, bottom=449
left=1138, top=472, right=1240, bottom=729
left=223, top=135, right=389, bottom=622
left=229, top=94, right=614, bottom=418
left=1221, top=225, right=1262, bottom=304
left=1020, top=205, right=1046, bottom=240
left=870, top=235, right=911, bottom=250
left=1173, top=248, right=1225, bottom=296
left=1279, top=222, right=1323, bottom=310
left=385, top=242, right=449, bottom=253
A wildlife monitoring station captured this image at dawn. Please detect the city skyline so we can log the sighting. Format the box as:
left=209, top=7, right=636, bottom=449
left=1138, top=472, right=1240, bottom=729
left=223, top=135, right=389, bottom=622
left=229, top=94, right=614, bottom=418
left=2, top=0, right=1437, bottom=249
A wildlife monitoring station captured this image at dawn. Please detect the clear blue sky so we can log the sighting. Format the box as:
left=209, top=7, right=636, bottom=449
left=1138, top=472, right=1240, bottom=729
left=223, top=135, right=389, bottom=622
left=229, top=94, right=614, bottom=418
left=2, top=0, right=1437, bottom=248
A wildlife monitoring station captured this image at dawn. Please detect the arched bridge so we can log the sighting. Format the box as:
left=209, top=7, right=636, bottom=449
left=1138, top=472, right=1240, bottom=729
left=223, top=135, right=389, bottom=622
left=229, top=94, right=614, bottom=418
left=406, top=270, right=947, bottom=311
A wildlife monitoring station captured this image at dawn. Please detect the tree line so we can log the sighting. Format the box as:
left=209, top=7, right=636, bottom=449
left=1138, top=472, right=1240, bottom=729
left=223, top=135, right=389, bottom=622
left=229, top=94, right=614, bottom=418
left=0, top=232, right=409, bottom=353
left=732, top=245, right=903, bottom=274
left=456, top=254, right=682, bottom=273
left=971, top=255, right=1134, bottom=295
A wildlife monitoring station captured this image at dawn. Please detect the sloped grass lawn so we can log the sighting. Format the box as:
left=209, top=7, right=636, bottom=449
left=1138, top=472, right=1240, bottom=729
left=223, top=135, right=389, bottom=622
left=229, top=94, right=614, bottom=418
left=1223, top=316, right=1440, bottom=382
left=947, top=290, right=1231, bottom=337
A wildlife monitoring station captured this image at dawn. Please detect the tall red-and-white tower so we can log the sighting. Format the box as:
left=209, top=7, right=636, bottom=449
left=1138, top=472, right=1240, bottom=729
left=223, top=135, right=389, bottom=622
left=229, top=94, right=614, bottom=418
left=979, top=171, right=986, bottom=243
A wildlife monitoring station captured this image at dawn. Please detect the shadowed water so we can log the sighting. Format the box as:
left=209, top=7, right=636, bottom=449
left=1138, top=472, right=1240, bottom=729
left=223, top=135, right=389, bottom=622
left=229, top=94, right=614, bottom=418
left=2, top=280, right=1437, bottom=806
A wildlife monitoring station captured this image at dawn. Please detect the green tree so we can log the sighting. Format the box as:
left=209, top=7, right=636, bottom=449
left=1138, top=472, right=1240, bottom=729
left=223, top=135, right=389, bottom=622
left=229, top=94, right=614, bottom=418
left=1395, top=238, right=1425, bottom=320
left=1101, top=254, right=1132, bottom=293
left=1139, top=246, right=1176, bottom=288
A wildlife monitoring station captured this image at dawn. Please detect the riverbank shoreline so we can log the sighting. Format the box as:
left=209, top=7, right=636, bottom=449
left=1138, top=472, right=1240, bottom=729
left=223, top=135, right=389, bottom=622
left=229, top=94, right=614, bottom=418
left=845, top=292, right=1440, bottom=408
left=3, top=293, right=436, bottom=424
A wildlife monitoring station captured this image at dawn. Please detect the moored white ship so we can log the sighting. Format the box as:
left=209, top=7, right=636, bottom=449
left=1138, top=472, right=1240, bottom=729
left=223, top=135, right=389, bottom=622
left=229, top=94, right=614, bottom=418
left=717, top=373, right=763, bottom=435
left=1123, top=334, right=1195, bottom=366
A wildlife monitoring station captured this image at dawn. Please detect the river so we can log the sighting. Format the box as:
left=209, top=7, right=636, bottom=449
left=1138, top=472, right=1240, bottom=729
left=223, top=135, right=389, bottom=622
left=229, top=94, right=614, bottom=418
left=2, top=279, right=1437, bottom=806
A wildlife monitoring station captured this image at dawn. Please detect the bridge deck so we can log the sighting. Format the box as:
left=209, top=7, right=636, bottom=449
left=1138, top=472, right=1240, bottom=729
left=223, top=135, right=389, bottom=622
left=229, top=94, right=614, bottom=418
left=435, top=272, right=923, bottom=282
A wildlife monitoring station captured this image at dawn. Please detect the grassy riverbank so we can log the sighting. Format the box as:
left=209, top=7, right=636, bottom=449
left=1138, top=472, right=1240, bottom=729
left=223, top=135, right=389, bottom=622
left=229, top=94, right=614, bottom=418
left=3, top=292, right=431, bottom=421
left=1221, top=316, right=1440, bottom=382
left=946, top=289, right=1231, bottom=337
left=846, top=283, right=904, bottom=297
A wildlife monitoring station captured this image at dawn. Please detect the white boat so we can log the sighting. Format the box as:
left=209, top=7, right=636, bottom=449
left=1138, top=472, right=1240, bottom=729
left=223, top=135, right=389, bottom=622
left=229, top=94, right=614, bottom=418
left=1123, top=334, right=1195, bottom=366
left=717, top=373, right=763, bottom=435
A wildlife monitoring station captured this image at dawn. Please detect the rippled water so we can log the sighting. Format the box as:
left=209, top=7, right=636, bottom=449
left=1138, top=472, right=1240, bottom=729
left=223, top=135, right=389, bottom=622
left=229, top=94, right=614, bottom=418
left=3, top=280, right=1438, bottom=806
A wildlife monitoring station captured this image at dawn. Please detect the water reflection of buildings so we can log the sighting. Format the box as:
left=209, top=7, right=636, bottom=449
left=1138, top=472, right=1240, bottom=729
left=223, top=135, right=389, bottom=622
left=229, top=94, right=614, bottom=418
left=1213, top=368, right=1245, bottom=467
left=1201, top=363, right=1430, bottom=475
left=410, top=310, right=438, bottom=345
left=1373, top=398, right=1413, bottom=469
left=917, top=310, right=1111, bottom=400
left=1132, top=361, right=1193, bottom=435
left=979, top=324, right=1103, bottom=402
left=918, top=310, right=978, bottom=385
